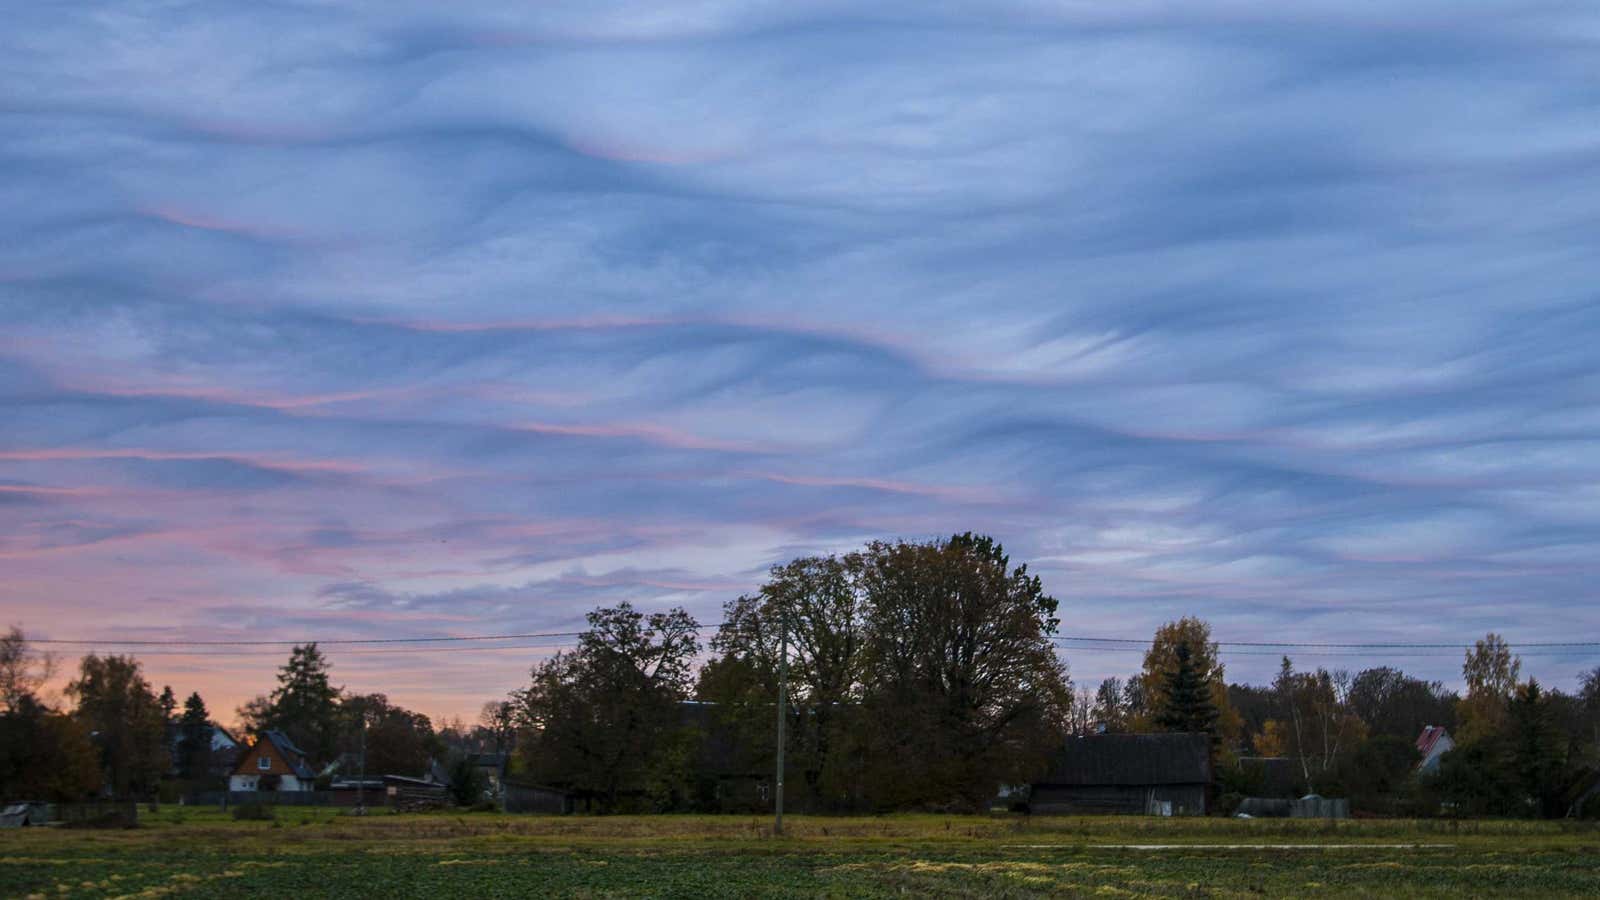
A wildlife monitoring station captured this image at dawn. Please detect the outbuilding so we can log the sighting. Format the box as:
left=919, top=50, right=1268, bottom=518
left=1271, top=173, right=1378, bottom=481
left=1030, top=733, right=1211, bottom=815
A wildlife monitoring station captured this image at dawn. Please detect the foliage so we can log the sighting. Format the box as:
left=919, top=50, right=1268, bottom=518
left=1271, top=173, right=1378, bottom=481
left=1457, top=633, right=1521, bottom=742
left=447, top=755, right=489, bottom=806
left=1337, top=734, right=1421, bottom=809
left=1273, top=657, right=1367, bottom=795
left=1155, top=644, right=1219, bottom=739
left=855, top=534, right=1071, bottom=812
left=1092, top=677, right=1127, bottom=733
left=0, top=699, right=103, bottom=801
left=340, top=693, right=442, bottom=778
left=513, top=602, right=702, bottom=812
left=0, top=625, right=55, bottom=714
left=66, top=653, right=169, bottom=799
left=1508, top=680, right=1566, bottom=817
left=1136, top=617, right=1241, bottom=745
left=699, top=551, right=870, bottom=810
left=267, top=644, right=342, bottom=765
left=177, top=691, right=214, bottom=781
left=231, top=802, right=275, bottom=820
left=1347, top=666, right=1458, bottom=741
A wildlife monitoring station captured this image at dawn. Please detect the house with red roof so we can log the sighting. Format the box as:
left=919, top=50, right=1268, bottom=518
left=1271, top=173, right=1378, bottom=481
left=1415, top=725, right=1454, bottom=775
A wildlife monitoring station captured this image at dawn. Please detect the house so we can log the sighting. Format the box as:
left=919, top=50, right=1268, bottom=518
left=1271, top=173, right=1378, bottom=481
left=1415, top=726, right=1454, bottom=775
left=1030, top=733, right=1211, bottom=815
left=228, top=731, right=316, bottom=792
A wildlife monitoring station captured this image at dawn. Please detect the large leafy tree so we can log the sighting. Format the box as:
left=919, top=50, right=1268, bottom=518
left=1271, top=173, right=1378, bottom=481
left=1457, top=633, right=1521, bottom=742
left=856, top=533, right=1071, bottom=812
left=1, top=626, right=55, bottom=714
left=66, top=654, right=169, bottom=799
left=1346, top=667, right=1458, bottom=740
left=340, top=693, right=442, bottom=778
left=698, top=553, right=870, bottom=809
left=0, top=628, right=101, bottom=801
left=514, top=603, right=701, bottom=812
left=267, top=644, right=341, bottom=765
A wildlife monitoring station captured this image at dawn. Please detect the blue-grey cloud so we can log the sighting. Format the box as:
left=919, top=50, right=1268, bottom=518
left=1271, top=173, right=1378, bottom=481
left=4, top=0, right=1599, bottom=718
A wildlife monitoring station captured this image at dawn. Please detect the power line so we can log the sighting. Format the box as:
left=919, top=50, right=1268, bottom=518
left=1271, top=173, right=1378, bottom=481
left=29, top=630, right=588, bottom=647
left=29, top=628, right=1600, bottom=650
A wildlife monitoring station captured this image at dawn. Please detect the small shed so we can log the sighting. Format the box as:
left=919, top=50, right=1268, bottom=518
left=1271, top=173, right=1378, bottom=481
left=503, top=781, right=585, bottom=815
left=1030, top=733, right=1211, bottom=815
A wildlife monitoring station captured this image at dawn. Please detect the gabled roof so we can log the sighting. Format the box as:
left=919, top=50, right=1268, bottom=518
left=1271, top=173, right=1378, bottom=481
left=1036, top=733, right=1211, bottom=787
left=1416, top=726, right=1450, bottom=757
left=237, top=730, right=316, bottom=779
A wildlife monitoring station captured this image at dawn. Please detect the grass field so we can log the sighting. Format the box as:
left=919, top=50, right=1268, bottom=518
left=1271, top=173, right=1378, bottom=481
left=4, top=809, right=1599, bottom=898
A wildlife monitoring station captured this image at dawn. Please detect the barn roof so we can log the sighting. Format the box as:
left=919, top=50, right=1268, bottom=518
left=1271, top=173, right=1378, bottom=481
left=1036, top=733, right=1210, bottom=786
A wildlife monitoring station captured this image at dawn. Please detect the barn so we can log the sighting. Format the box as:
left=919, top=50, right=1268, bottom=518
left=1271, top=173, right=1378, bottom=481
left=1030, top=733, right=1211, bottom=815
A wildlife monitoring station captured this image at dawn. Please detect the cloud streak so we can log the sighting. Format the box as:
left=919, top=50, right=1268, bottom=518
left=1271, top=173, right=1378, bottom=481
left=4, top=0, right=1599, bottom=720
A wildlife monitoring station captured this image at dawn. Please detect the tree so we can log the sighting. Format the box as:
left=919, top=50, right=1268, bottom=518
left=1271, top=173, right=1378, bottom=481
left=699, top=553, right=870, bottom=809
left=177, top=692, right=213, bottom=781
left=158, top=685, right=177, bottom=725
left=1508, top=680, right=1565, bottom=817
left=514, top=603, right=702, bottom=812
left=1347, top=667, right=1457, bottom=740
left=479, top=700, right=517, bottom=755
left=1337, top=734, right=1420, bottom=809
left=1458, top=633, right=1520, bottom=742
left=1155, top=644, right=1220, bottom=739
left=0, top=629, right=100, bottom=801
left=856, top=534, right=1071, bottom=811
left=1136, top=618, right=1241, bottom=747
left=1, top=625, right=55, bottom=714
left=0, top=704, right=102, bottom=801
left=1093, top=677, right=1127, bottom=733
left=1274, top=658, right=1366, bottom=793
left=66, top=654, right=169, bottom=799
left=267, top=644, right=341, bottom=765
left=447, top=754, right=488, bottom=806
left=235, top=695, right=273, bottom=736
left=1254, top=719, right=1289, bottom=758
left=340, top=693, right=442, bottom=778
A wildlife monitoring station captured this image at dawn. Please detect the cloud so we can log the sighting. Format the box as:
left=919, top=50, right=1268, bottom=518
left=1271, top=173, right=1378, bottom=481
left=5, top=0, right=1600, bottom=718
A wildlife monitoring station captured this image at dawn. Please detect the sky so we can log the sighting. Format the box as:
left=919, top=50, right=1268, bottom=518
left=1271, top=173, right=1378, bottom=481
left=4, top=1, right=1599, bottom=725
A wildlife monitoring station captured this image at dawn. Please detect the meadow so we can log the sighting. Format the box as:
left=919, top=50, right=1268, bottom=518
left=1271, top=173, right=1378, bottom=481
left=4, top=809, right=1599, bottom=898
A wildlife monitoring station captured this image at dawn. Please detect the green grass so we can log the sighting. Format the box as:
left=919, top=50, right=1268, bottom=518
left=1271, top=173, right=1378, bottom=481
left=4, top=811, right=1599, bottom=898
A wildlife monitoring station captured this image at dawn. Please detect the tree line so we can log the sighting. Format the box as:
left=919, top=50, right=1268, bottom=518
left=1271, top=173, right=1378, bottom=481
left=6, top=533, right=1599, bottom=816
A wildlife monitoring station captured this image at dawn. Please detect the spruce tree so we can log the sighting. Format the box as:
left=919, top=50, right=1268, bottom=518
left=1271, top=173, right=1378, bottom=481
left=1155, top=644, right=1220, bottom=738
left=177, top=692, right=211, bottom=780
left=267, top=644, right=341, bottom=765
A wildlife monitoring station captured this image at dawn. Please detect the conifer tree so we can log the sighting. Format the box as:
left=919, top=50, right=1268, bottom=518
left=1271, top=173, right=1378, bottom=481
left=267, top=644, right=341, bottom=765
left=1155, top=644, right=1219, bottom=741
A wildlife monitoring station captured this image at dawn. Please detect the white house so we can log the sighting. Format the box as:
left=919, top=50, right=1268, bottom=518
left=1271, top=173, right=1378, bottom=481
left=1415, top=725, right=1454, bottom=775
left=229, top=730, right=316, bottom=792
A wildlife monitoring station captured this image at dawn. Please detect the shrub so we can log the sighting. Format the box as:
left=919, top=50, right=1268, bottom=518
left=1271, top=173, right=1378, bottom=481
left=232, top=803, right=275, bottom=821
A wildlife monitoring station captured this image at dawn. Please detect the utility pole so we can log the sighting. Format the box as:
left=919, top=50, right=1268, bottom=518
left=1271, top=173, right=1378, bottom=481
left=357, top=710, right=368, bottom=816
left=774, top=602, right=787, bottom=836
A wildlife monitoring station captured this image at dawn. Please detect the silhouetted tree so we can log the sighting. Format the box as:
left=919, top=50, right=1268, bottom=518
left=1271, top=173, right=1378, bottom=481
left=267, top=644, right=341, bottom=765
left=66, top=654, right=169, bottom=799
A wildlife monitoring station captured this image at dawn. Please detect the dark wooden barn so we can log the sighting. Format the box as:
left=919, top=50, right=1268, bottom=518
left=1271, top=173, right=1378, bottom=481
left=1030, top=733, right=1210, bottom=815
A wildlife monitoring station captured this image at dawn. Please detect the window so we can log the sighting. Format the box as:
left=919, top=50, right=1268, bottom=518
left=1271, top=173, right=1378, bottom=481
left=258, top=755, right=271, bottom=771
